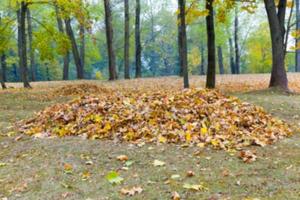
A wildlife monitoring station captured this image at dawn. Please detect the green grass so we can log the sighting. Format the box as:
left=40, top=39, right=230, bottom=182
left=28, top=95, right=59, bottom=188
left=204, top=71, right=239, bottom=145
left=0, top=85, right=300, bottom=200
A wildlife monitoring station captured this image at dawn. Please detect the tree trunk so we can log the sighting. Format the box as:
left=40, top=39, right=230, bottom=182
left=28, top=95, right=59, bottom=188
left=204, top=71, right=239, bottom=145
left=178, top=0, right=189, bottom=88
left=62, top=52, right=70, bottom=80
left=79, top=24, right=85, bottom=75
left=65, top=18, right=84, bottom=79
left=296, top=0, right=300, bottom=72
left=177, top=1, right=183, bottom=77
left=104, top=0, right=117, bottom=80
left=124, top=0, right=130, bottom=79
left=18, top=2, right=31, bottom=88
left=234, top=9, right=240, bottom=74
left=26, top=8, right=36, bottom=82
left=55, top=6, right=70, bottom=80
left=200, top=41, right=205, bottom=75
left=218, top=46, right=224, bottom=74
left=0, top=54, right=7, bottom=89
left=264, top=0, right=288, bottom=90
left=228, top=37, right=235, bottom=74
left=135, top=0, right=142, bottom=78
left=206, top=0, right=216, bottom=89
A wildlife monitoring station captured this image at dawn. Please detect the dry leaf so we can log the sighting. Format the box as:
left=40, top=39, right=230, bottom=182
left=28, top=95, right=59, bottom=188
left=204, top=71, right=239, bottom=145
left=120, top=186, right=143, bottom=196
left=172, top=191, right=181, bottom=200
left=117, top=155, right=129, bottom=162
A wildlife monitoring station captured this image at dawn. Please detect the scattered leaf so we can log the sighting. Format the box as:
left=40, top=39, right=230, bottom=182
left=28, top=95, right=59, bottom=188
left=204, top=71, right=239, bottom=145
left=106, top=171, right=124, bottom=185
left=153, top=160, right=165, bottom=167
left=120, top=186, right=143, bottom=196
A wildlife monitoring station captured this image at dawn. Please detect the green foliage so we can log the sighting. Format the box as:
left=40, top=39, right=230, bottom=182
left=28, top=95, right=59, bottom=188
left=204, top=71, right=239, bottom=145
left=245, top=23, right=272, bottom=73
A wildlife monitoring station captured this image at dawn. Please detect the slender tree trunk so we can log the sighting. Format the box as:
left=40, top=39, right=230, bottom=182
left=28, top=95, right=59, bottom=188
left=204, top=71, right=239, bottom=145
left=46, top=64, right=50, bottom=81
left=296, top=0, right=300, bottom=72
left=124, top=0, right=130, bottom=79
left=63, top=52, right=70, bottom=80
left=26, top=8, right=36, bottom=82
left=55, top=6, right=70, bottom=80
left=0, top=54, right=7, bottom=89
left=206, top=0, right=216, bottom=89
left=234, top=9, right=240, bottom=74
left=18, top=2, right=31, bottom=88
left=65, top=18, right=84, bottom=79
left=264, top=0, right=288, bottom=90
left=79, top=24, right=85, bottom=75
left=178, top=0, right=189, bottom=88
left=135, top=0, right=142, bottom=78
left=200, top=41, right=205, bottom=75
left=218, top=46, right=224, bottom=74
left=177, top=1, right=183, bottom=77
left=229, top=37, right=235, bottom=74
left=104, top=0, right=117, bottom=80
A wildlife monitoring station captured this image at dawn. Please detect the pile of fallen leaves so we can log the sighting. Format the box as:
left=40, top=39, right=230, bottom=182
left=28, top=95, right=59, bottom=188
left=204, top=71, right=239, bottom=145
left=53, top=83, right=113, bottom=97
left=18, top=88, right=293, bottom=153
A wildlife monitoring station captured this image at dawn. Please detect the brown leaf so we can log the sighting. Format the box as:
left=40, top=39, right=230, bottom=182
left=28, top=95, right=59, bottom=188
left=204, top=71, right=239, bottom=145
left=120, top=186, right=143, bottom=196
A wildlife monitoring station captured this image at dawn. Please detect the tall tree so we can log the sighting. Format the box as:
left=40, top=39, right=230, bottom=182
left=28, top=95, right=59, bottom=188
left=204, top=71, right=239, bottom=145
left=0, top=54, right=7, bottom=89
left=65, top=18, right=84, bottom=79
left=135, top=0, right=142, bottom=78
left=234, top=8, right=240, bottom=74
left=26, top=8, right=36, bottom=81
left=296, top=0, right=300, bottom=72
left=55, top=6, right=70, bottom=80
left=18, top=2, right=31, bottom=88
left=218, top=46, right=224, bottom=74
left=228, top=37, right=235, bottom=74
left=206, top=0, right=216, bottom=88
left=200, top=41, right=205, bottom=75
left=264, top=0, right=288, bottom=90
left=104, top=0, right=117, bottom=80
left=124, top=0, right=130, bottom=79
left=177, top=4, right=183, bottom=77
left=178, top=0, right=189, bottom=88
left=79, top=25, right=85, bottom=75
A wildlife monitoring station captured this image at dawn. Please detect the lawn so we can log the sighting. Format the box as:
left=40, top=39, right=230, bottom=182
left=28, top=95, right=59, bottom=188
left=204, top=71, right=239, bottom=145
left=0, top=74, right=300, bottom=200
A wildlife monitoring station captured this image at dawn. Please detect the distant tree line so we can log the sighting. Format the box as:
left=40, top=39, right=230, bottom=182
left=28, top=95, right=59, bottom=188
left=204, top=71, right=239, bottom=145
left=0, top=0, right=299, bottom=92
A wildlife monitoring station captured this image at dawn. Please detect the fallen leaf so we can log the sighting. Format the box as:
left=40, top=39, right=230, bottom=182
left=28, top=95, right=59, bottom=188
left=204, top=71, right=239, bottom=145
left=117, top=155, right=129, bottom=162
left=153, top=160, right=165, bottom=167
left=186, top=171, right=195, bottom=177
left=106, top=171, right=124, bottom=185
left=239, top=150, right=257, bottom=163
left=172, top=191, right=181, bottom=200
left=183, top=183, right=208, bottom=191
left=120, top=186, right=143, bottom=196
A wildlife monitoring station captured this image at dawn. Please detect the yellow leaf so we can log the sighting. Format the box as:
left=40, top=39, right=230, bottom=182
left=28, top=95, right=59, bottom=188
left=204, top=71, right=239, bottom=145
left=158, top=135, right=167, bottom=143
left=185, top=131, right=191, bottom=143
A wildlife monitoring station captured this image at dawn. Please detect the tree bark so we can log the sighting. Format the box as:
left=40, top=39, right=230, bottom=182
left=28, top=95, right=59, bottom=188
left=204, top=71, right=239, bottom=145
left=0, top=54, right=7, bottom=89
left=27, top=8, right=36, bottom=82
left=264, top=0, right=288, bottom=90
left=178, top=0, right=189, bottom=88
left=18, top=2, right=31, bottom=88
left=206, top=0, right=216, bottom=89
left=218, top=46, right=224, bottom=74
left=296, top=0, right=300, bottom=72
left=229, top=37, right=235, bottom=74
left=234, top=9, right=240, bottom=74
left=65, top=18, right=84, bottom=79
left=135, top=0, right=142, bottom=78
left=104, top=0, right=117, bottom=80
left=124, top=0, right=130, bottom=79
left=55, top=6, right=70, bottom=80
left=200, top=41, right=205, bottom=75
left=177, top=1, right=183, bottom=77
left=79, top=24, right=85, bottom=75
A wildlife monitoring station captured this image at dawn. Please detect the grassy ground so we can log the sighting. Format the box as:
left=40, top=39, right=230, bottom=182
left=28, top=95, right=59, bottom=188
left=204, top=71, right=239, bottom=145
left=0, top=76, right=300, bottom=200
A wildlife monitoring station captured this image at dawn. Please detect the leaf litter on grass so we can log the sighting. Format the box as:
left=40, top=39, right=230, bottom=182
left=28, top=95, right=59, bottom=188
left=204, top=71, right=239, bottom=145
left=17, top=88, right=293, bottom=161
